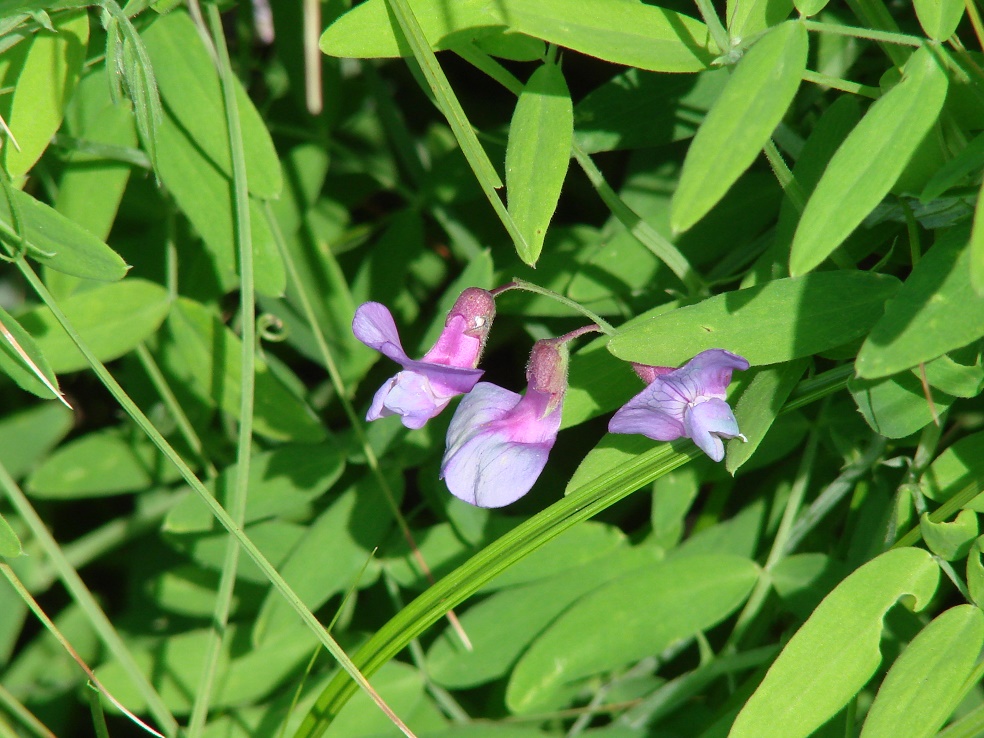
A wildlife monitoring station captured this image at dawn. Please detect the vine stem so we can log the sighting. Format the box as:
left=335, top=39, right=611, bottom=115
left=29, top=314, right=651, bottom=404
left=492, top=279, right=617, bottom=336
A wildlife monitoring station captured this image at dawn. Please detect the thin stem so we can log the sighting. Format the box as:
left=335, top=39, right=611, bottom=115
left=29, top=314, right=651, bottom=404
left=0, top=467, right=178, bottom=737
left=965, top=0, right=984, bottom=51
left=187, top=6, right=257, bottom=735
left=803, top=20, right=923, bottom=48
left=495, top=279, right=616, bottom=335
left=763, top=139, right=806, bottom=212
left=801, top=70, right=881, bottom=99
left=692, top=0, right=730, bottom=57
left=14, top=256, right=415, bottom=736
left=262, top=201, right=473, bottom=651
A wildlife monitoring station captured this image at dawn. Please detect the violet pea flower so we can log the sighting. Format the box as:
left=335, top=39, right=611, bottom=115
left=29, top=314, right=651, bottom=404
left=352, top=288, right=495, bottom=429
left=440, top=337, right=571, bottom=508
left=609, top=349, right=749, bottom=462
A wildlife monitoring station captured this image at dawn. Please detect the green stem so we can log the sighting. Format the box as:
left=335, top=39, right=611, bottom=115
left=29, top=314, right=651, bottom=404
left=803, top=20, right=922, bottom=49
left=494, top=278, right=616, bottom=335
left=692, top=0, right=730, bottom=57
left=14, top=260, right=416, bottom=738
left=187, top=6, right=257, bottom=735
left=763, top=139, right=806, bottom=212
left=801, top=70, right=880, bottom=99
left=0, top=469, right=178, bottom=737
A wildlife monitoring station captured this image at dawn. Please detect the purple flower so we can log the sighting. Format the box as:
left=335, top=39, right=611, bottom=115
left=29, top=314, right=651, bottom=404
left=352, top=288, right=495, bottom=429
left=440, top=337, right=572, bottom=508
left=609, top=349, right=749, bottom=462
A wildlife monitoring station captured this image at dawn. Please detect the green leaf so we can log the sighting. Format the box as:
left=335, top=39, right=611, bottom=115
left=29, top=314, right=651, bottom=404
left=860, top=605, right=984, bottom=738
left=162, top=299, right=325, bottom=443
left=320, top=0, right=500, bottom=58
left=507, top=554, right=759, bottom=714
left=922, top=430, right=984, bottom=506
left=498, top=0, right=716, bottom=72
left=0, top=9, right=88, bottom=177
left=17, top=278, right=169, bottom=373
left=671, top=21, right=807, bottom=233
left=142, top=9, right=282, bottom=199
left=849, top=372, right=954, bottom=439
left=726, top=359, right=809, bottom=474
left=920, top=352, right=984, bottom=398
left=789, top=46, right=949, bottom=276
left=506, top=63, right=573, bottom=265
left=968, top=538, right=984, bottom=609
left=27, top=427, right=182, bottom=499
left=608, top=271, right=901, bottom=367
left=913, top=0, right=965, bottom=41
left=920, top=510, right=979, bottom=561
left=426, top=544, right=658, bottom=689
left=0, top=402, right=73, bottom=480
left=792, top=0, right=830, bottom=16
left=163, top=444, right=345, bottom=534
left=55, top=65, right=137, bottom=244
left=920, top=131, right=984, bottom=203
left=565, top=434, right=655, bottom=495
left=728, top=0, right=795, bottom=36
left=0, top=187, right=129, bottom=282
left=0, top=512, right=23, bottom=558
left=728, top=547, right=940, bottom=738
left=856, top=228, right=984, bottom=378
left=0, top=305, right=60, bottom=400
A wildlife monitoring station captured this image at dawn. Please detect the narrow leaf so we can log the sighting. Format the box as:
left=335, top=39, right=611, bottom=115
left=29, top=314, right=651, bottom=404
left=857, top=227, right=984, bottom=378
left=913, top=0, right=965, bottom=41
left=0, top=187, right=129, bottom=282
left=608, top=271, right=900, bottom=367
left=506, top=63, right=573, bottom=265
left=671, top=21, right=807, bottom=233
left=860, top=605, right=984, bottom=738
left=499, top=0, right=716, bottom=73
left=0, top=305, right=62, bottom=402
left=729, top=548, right=939, bottom=738
left=789, top=46, right=949, bottom=276
left=971, top=182, right=984, bottom=295
left=17, top=278, right=169, bottom=374
left=0, top=512, right=23, bottom=558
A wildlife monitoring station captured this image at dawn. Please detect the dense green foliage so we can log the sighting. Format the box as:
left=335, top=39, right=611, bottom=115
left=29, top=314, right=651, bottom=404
left=1, top=1, right=984, bottom=737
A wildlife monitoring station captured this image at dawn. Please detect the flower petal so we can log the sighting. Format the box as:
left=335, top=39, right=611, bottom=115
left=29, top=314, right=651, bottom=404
left=400, top=357, right=484, bottom=397
left=608, top=380, right=688, bottom=440
left=367, top=371, right=445, bottom=429
left=683, top=397, right=742, bottom=462
left=352, top=302, right=409, bottom=364
left=441, top=430, right=553, bottom=508
left=421, top=314, right=484, bottom=368
left=675, top=349, right=749, bottom=398
left=445, top=382, right=521, bottom=453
